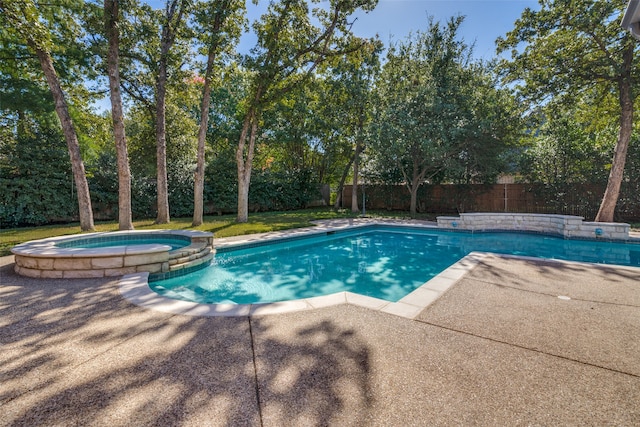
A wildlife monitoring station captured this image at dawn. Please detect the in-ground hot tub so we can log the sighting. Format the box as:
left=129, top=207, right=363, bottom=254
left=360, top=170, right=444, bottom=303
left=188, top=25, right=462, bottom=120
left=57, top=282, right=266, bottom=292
left=11, top=229, right=214, bottom=279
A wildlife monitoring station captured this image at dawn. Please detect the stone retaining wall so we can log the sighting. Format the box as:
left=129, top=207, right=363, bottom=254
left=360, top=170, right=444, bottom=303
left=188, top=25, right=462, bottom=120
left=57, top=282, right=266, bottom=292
left=12, top=230, right=214, bottom=279
left=437, top=213, right=630, bottom=240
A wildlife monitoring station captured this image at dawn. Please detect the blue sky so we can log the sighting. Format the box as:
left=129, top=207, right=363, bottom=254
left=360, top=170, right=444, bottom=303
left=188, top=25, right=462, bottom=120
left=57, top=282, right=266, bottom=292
left=341, top=0, right=541, bottom=60
left=144, top=0, right=540, bottom=60
left=239, top=0, right=540, bottom=60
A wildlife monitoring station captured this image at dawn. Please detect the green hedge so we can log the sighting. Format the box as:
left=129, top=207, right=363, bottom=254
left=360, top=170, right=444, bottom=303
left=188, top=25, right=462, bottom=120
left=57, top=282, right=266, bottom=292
left=2, top=140, right=321, bottom=226
left=0, top=128, right=78, bottom=227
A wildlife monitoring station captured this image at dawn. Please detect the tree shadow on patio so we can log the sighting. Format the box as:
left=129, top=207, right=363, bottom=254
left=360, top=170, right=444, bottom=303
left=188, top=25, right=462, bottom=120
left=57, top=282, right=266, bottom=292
left=0, top=260, right=373, bottom=426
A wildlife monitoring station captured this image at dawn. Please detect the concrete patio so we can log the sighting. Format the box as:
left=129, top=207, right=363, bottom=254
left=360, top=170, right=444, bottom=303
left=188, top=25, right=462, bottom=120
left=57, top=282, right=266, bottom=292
left=1, top=250, right=639, bottom=426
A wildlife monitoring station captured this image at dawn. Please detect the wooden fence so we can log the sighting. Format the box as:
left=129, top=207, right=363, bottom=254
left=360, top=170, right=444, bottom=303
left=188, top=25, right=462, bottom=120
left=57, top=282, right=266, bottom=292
left=340, top=183, right=640, bottom=221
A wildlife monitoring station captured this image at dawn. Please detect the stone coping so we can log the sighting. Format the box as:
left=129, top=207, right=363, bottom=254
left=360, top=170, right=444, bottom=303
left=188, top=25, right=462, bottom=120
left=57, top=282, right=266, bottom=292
left=11, top=229, right=213, bottom=258
left=437, top=212, right=631, bottom=241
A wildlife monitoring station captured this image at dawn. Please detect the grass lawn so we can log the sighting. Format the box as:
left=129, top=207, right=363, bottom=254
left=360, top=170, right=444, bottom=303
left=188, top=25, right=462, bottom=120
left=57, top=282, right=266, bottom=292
left=0, top=208, right=435, bottom=257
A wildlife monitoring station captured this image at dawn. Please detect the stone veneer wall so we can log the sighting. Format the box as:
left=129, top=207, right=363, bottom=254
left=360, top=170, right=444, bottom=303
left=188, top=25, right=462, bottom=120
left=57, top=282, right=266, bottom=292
left=437, top=213, right=630, bottom=241
left=12, top=230, right=214, bottom=279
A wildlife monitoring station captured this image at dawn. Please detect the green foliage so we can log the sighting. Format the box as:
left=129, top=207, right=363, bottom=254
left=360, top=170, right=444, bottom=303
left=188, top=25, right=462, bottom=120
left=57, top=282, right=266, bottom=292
left=201, top=71, right=245, bottom=214
left=497, top=0, right=639, bottom=221
left=369, top=16, right=518, bottom=216
left=516, top=102, right=614, bottom=218
left=519, top=107, right=610, bottom=186
left=125, top=106, right=156, bottom=177
left=315, top=39, right=382, bottom=190
left=497, top=0, right=638, bottom=102
left=0, top=122, right=77, bottom=227
left=192, top=0, right=246, bottom=69
left=250, top=168, right=319, bottom=211
left=87, top=146, right=198, bottom=221
left=204, top=148, right=238, bottom=214
left=0, top=0, right=109, bottom=161
left=442, top=62, right=521, bottom=185
left=88, top=148, right=157, bottom=220
left=245, top=0, right=378, bottom=103
left=257, top=80, right=333, bottom=185
left=121, top=92, right=199, bottom=216
left=110, top=0, right=192, bottom=107
left=1, top=0, right=100, bottom=106
left=7, top=0, right=640, bottom=226
left=202, top=146, right=321, bottom=214
left=371, top=16, right=475, bottom=186
left=88, top=150, right=119, bottom=216
left=0, top=21, right=53, bottom=116
left=167, top=153, right=195, bottom=217
left=130, top=177, right=156, bottom=219
left=233, top=0, right=379, bottom=222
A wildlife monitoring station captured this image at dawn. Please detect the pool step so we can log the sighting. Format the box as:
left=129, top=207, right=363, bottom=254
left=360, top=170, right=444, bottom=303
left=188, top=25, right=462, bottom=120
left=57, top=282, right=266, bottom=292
left=169, top=242, right=208, bottom=259
left=167, top=244, right=214, bottom=274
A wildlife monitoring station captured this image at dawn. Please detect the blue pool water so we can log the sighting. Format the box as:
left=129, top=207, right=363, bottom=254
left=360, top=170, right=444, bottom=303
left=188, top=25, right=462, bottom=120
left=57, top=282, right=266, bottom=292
left=58, top=237, right=190, bottom=251
left=149, top=226, right=640, bottom=305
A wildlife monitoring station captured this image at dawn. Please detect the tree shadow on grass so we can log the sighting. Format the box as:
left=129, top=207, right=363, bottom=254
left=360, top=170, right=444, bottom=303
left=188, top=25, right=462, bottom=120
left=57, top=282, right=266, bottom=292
left=0, top=260, right=373, bottom=426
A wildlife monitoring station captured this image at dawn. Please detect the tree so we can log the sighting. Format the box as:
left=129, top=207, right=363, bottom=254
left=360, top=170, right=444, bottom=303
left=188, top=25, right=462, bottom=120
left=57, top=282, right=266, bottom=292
left=234, top=0, right=378, bottom=223
left=124, top=89, right=199, bottom=218
left=192, top=0, right=245, bottom=226
left=316, top=40, right=381, bottom=212
left=155, top=0, right=189, bottom=224
left=497, top=0, right=639, bottom=222
left=104, top=0, right=133, bottom=230
left=313, top=72, right=361, bottom=209
left=516, top=96, right=614, bottom=216
left=1, top=0, right=95, bottom=230
left=371, top=17, right=472, bottom=217
left=108, top=0, right=193, bottom=223
left=442, top=61, right=520, bottom=186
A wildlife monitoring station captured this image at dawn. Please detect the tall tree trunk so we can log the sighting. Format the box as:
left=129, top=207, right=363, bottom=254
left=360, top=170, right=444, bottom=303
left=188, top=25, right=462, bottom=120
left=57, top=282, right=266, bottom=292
left=193, top=2, right=229, bottom=226
left=405, top=156, right=429, bottom=219
left=155, top=0, right=185, bottom=224
left=334, top=153, right=355, bottom=209
left=192, top=71, right=213, bottom=226
left=409, top=183, right=418, bottom=218
left=236, top=110, right=258, bottom=223
left=155, top=55, right=170, bottom=224
left=595, top=46, right=634, bottom=223
left=34, top=47, right=95, bottom=231
left=105, top=0, right=133, bottom=231
left=351, top=140, right=362, bottom=213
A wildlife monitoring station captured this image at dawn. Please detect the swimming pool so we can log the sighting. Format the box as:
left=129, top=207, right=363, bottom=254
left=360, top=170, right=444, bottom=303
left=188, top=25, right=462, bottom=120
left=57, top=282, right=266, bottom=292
left=56, top=236, right=191, bottom=251
left=149, top=226, right=640, bottom=305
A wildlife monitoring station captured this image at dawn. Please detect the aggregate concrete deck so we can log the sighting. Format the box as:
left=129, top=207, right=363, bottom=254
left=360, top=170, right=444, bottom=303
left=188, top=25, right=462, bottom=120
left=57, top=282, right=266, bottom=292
left=1, top=249, right=639, bottom=426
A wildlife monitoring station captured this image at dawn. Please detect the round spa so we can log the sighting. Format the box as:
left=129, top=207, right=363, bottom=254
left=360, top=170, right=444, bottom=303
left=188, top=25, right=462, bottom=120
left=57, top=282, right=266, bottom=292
left=11, top=230, right=214, bottom=279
